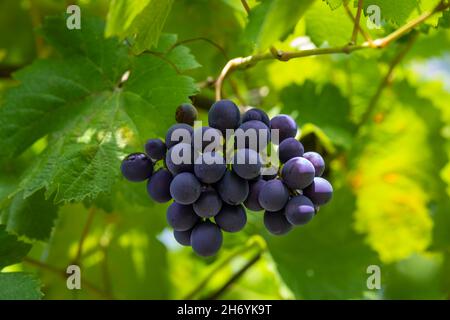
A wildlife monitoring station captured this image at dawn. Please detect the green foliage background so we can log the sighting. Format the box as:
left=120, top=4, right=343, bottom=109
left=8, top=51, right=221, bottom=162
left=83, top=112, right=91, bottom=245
left=0, top=0, right=449, bottom=300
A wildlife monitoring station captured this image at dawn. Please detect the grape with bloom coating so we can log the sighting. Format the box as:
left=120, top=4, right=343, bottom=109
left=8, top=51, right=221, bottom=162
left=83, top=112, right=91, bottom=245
left=191, top=221, right=223, bottom=257
left=208, top=99, right=241, bottom=133
left=258, top=179, right=289, bottom=212
left=303, top=152, right=325, bottom=177
left=170, top=172, right=201, bottom=205
left=145, top=139, right=166, bottom=161
left=270, top=114, right=297, bottom=143
left=244, top=179, right=266, bottom=211
left=193, top=189, right=222, bottom=218
left=285, top=195, right=315, bottom=225
left=303, top=177, right=333, bottom=205
left=174, top=229, right=193, bottom=246
left=242, top=108, right=270, bottom=127
left=278, top=138, right=304, bottom=163
left=166, top=202, right=198, bottom=231
left=216, top=171, right=249, bottom=205
left=214, top=204, right=247, bottom=232
left=281, top=157, right=315, bottom=190
left=264, top=210, right=292, bottom=235
left=121, top=153, right=153, bottom=182
left=146, top=169, right=172, bottom=203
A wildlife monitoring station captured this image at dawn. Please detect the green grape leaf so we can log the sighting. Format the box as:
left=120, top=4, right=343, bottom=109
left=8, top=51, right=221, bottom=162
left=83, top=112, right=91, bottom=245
left=305, top=1, right=353, bottom=46
left=266, top=187, right=379, bottom=299
left=2, top=190, right=58, bottom=241
left=280, top=80, right=356, bottom=148
left=0, top=225, right=31, bottom=269
left=106, top=0, right=174, bottom=53
left=0, top=17, right=197, bottom=204
left=153, top=34, right=202, bottom=72
left=0, top=273, right=43, bottom=300
left=246, top=0, right=315, bottom=50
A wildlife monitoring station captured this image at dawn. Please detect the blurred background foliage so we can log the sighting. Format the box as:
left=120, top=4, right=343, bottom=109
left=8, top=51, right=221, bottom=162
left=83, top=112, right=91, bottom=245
left=0, top=0, right=449, bottom=300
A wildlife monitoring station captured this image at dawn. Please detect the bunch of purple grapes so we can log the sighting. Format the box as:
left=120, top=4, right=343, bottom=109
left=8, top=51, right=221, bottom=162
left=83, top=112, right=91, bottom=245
left=121, top=100, right=333, bottom=257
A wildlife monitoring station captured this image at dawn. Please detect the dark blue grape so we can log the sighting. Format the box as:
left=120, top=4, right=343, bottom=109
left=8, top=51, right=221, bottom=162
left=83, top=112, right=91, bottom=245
left=281, top=157, right=315, bottom=190
left=270, top=115, right=298, bottom=143
left=303, top=152, right=325, bottom=177
left=191, top=221, right=223, bottom=257
left=194, top=152, right=226, bottom=184
left=232, top=148, right=262, bottom=180
left=193, top=189, right=222, bottom=218
left=214, top=204, right=247, bottom=232
left=170, top=172, right=201, bottom=205
left=235, top=120, right=270, bottom=151
left=208, top=99, right=241, bottom=133
left=165, top=143, right=194, bottom=175
left=242, top=108, right=270, bottom=127
left=176, top=103, right=198, bottom=126
left=216, top=171, right=249, bottom=205
left=174, top=229, right=193, bottom=246
left=165, top=123, right=193, bottom=148
left=192, top=126, right=223, bottom=153
left=264, top=210, right=292, bottom=236
left=285, top=195, right=315, bottom=225
left=303, top=177, right=333, bottom=205
left=121, top=153, right=153, bottom=182
left=244, top=179, right=266, bottom=211
left=144, top=139, right=166, bottom=161
left=258, top=179, right=289, bottom=212
left=146, top=169, right=173, bottom=203
left=166, top=202, right=199, bottom=231
left=278, top=137, right=304, bottom=163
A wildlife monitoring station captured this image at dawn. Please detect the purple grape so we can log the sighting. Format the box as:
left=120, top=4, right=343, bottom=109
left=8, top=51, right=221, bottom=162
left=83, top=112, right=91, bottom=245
left=214, top=204, right=247, bottom=233
left=264, top=210, right=292, bottom=236
left=270, top=115, right=297, bottom=143
left=121, top=153, right=153, bottom=182
left=176, top=103, right=198, bottom=126
left=285, top=195, right=315, bottom=225
left=208, top=99, right=241, bottom=133
left=216, top=171, right=249, bottom=205
left=278, top=138, right=304, bottom=163
left=165, top=143, right=194, bottom=175
left=166, top=202, right=199, bottom=231
left=146, top=169, right=173, bottom=203
left=235, top=120, right=270, bottom=151
left=244, top=179, right=267, bottom=211
left=232, top=148, right=262, bottom=180
left=303, top=177, right=333, bottom=205
left=144, top=139, right=166, bottom=161
left=194, top=152, right=226, bottom=184
left=174, top=229, right=193, bottom=246
left=303, top=152, right=325, bottom=177
left=258, top=179, right=289, bottom=212
left=281, top=157, right=315, bottom=190
left=193, top=189, right=223, bottom=218
left=165, top=123, right=193, bottom=148
left=170, top=172, right=201, bottom=205
left=191, top=221, right=223, bottom=257
left=192, top=126, right=223, bottom=153
left=242, top=108, right=270, bottom=127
